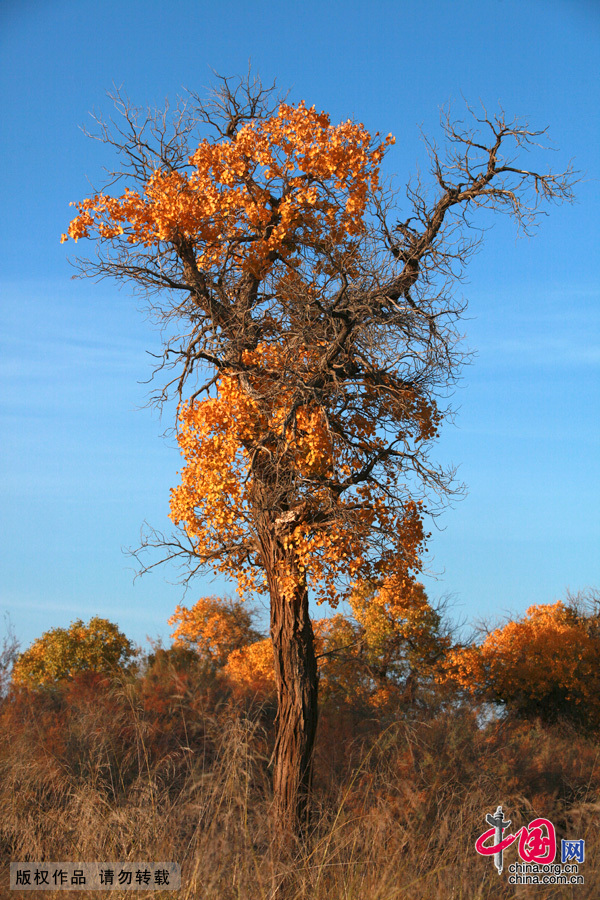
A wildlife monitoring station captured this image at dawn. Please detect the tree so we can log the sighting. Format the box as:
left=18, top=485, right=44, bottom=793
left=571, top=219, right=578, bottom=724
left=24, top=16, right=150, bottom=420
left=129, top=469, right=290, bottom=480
left=11, top=617, right=136, bottom=688
left=62, top=73, right=575, bottom=832
left=327, top=576, right=451, bottom=708
left=445, top=593, right=600, bottom=729
left=168, top=595, right=263, bottom=668
left=173, top=584, right=449, bottom=709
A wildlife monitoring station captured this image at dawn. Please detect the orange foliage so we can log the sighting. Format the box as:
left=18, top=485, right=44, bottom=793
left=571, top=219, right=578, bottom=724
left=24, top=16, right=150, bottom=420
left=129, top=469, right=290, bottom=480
left=168, top=596, right=262, bottom=667
left=58, top=88, right=583, bottom=832
left=315, top=577, right=449, bottom=708
left=169, top=347, right=431, bottom=607
left=63, top=96, right=444, bottom=723
left=62, top=101, right=394, bottom=280
left=223, top=639, right=276, bottom=698
left=168, top=596, right=277, bottom=699
left=445, top=600, right=600, bottom=727
left=350, top=576, right=448, bottom=664
left=200, top=579, right=449, bottom=708
left=63, top=98, right=432, bottom=613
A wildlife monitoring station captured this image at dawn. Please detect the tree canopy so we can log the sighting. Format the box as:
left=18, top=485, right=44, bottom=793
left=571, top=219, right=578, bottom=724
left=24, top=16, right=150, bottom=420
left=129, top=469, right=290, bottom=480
left=444, top=593, right=600, bottom=729
left=168, top=595, right=263, bottom=667
left=167, top=585, right=450, bottom=708
left=12, top=617, right=136, bottom=688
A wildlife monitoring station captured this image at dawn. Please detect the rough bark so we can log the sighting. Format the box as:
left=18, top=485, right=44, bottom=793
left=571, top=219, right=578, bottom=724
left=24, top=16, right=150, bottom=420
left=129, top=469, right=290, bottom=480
left=263, top=536, right=319, bottom=834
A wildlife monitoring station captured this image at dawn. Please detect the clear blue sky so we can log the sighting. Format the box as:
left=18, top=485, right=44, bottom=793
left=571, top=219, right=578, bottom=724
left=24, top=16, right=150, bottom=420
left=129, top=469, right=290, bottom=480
left=1, top=0, right=599, bottom=653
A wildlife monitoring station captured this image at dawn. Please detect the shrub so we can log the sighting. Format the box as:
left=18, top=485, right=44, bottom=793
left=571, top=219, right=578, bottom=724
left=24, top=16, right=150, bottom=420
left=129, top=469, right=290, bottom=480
left=11, top=617, right=136, bottom=687
left=168, top=596, right=263, bottom=668
left=445, top=592, right=600, bottom=729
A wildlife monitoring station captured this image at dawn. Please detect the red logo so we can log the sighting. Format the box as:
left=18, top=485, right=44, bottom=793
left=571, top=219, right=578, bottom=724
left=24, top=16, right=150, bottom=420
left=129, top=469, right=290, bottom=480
left=476, top=808, right=556, bottom=873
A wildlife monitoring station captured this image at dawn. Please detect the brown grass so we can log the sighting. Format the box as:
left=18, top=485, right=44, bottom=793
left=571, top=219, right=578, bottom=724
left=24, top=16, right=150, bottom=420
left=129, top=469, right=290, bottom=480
left=0, top=658, right=598, bottom=900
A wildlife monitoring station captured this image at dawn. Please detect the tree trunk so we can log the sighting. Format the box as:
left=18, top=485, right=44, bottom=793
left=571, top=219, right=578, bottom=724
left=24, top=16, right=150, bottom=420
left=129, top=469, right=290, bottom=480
left=264, top=538, right=319, bottom=835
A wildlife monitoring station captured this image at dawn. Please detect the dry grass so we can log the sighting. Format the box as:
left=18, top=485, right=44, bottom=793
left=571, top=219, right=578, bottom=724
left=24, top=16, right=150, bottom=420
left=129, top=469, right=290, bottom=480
left=0, top=659, right=598, bottom=900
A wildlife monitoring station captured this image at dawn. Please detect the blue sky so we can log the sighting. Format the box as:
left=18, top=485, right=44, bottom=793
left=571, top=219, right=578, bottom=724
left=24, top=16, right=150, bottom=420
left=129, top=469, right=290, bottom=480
left=1, top=0, right=599, bottom=652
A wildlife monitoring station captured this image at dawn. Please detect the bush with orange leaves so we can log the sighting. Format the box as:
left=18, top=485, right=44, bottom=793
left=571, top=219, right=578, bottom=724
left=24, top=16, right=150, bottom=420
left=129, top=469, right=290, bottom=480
left=171, top=583, right=450, bottom=708
left=444, top=592, right=600, bottom=729
left=224, top=639, right=276, bottom=699
left=169, top=596, right=274, bottom=698
left=168, top=596, right=263, bottom=669
left=316, top=576, right=451, bottom=710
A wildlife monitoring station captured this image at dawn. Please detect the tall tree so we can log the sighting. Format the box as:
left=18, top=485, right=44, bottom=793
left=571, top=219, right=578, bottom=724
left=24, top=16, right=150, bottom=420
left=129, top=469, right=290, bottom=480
left=62, top=74, right=574, bottom=832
